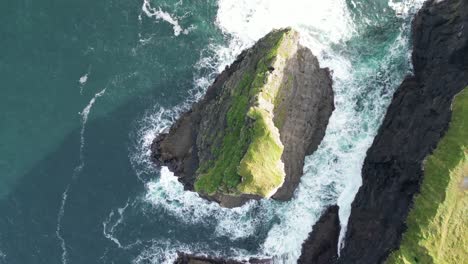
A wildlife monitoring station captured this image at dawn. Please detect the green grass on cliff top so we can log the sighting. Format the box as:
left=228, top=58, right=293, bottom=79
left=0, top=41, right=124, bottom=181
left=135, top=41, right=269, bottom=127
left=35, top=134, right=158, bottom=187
left=237, top=107, right=284, bottom=196
left=387, top=87, right=468, bottom=264
left=194, top=29, right=292, bottom=197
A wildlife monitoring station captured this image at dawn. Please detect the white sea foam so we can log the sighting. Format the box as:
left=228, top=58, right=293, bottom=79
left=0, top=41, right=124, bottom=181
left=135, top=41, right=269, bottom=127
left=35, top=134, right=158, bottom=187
left=389, top=0, right=424, bottom=18
left=79, top=75, right=88, bottom=94
left=216, top=0, right=354, bottom=56
left=102, top=199, right=139, bottom=249
left=79, top=74, right=88, bottom=85
left=79, top=66, right=92, bottom=94
left=142, top=0, right=192, bottom=36
left=56, top=185, right=69, bottom=264
left=144, top=168, right=267, bottom=232
left=129, top=0, right=426, bottom=262
left=132, top=237, right=256, bottom=264
left=132, top=239, right=202, bottom=264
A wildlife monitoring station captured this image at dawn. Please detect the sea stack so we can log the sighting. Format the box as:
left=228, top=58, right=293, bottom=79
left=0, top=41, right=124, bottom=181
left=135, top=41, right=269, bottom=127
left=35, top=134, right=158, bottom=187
left=152, top=28, right=334, bottom=207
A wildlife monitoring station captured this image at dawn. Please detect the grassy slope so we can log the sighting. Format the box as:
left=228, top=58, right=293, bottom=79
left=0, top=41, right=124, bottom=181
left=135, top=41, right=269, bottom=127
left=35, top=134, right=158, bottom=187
left=387, top=87, right=468, bottom=264
left=194, top=29, right=294, bottom=197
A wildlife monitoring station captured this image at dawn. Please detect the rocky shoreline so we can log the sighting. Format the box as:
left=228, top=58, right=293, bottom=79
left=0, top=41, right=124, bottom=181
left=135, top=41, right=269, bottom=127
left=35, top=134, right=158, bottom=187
left=174, top=253, right=272, bottom=264
left=152, top=28, right=334, bottom=207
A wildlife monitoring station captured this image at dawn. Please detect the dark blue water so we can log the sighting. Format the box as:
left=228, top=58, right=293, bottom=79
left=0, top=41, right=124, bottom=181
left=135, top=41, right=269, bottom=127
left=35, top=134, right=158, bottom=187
left=0, top=0, right=424, bottom=263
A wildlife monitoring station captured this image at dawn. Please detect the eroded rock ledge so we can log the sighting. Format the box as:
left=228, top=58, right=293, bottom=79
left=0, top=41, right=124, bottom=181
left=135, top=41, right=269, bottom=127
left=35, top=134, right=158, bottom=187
left=152, top=28, right=334, bottom=207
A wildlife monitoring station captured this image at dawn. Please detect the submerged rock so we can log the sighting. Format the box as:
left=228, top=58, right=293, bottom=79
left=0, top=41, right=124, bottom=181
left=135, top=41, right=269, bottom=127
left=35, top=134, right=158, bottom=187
left=152, top=28, right=334, bottom=207
left=338, top=0, right=468, bottom=263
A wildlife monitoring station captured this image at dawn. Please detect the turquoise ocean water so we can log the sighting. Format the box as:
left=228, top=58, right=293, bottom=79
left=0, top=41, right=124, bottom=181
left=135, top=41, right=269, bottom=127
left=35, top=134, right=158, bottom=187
left=0, top=0, right=424, bottom=263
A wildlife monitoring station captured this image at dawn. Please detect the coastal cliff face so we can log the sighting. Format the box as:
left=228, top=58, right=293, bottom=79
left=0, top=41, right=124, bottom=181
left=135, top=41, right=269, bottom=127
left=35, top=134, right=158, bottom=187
left=152, top=28, right=334, bottom=207
left=338, top=0, right=468, bottom=263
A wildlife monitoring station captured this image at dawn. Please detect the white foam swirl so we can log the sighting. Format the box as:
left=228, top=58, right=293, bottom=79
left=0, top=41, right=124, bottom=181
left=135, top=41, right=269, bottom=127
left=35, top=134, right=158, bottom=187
left=141, top=0, right=192, bottom=36
left=102, top=199, right=142, bottom=250
left=56, top=185, right=69, bottom=264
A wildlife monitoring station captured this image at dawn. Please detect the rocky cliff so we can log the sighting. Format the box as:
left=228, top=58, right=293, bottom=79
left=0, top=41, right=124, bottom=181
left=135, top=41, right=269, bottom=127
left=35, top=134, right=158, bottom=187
left=152, top=28, right=334, bottom=207
left=298, top=206, right=340, bottom=264
left=174, top=253, right=272, bottom=264
left=338, top=0, right=468, bottom=263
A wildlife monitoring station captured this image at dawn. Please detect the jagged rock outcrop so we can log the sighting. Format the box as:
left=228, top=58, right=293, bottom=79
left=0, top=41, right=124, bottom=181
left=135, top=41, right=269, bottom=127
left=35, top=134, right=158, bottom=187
left=338, top=0, right=468, bottom=263
left=152, top=28, right=334, bottom=207
left=298, top=205, right=340, bottom=264
left=174, top=253, right=272, bottom=264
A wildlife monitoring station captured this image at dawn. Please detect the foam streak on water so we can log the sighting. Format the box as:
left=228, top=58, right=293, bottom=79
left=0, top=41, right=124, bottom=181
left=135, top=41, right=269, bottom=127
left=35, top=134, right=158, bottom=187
left=56, top=87, right=107, bottom=264
left=78, top=88, right=107, bottom=167
left=103, top=199, right=132, bottom=249
left=126, top=0, right=426, bottom=263
left=56, top=185, right=70, bottom=264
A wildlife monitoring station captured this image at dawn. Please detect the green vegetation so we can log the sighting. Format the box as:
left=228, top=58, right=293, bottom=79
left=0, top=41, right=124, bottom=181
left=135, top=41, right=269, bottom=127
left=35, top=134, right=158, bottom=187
left=237, top=103, right=285, bottom=197
left=387, top=87, right=468, bottom=264
left=194, top=29, right=296, bottom=197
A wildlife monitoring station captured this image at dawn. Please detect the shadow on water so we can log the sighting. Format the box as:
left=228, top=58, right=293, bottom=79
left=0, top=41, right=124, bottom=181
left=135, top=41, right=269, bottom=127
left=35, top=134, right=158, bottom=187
left=0, top=96, right=147, bottom=264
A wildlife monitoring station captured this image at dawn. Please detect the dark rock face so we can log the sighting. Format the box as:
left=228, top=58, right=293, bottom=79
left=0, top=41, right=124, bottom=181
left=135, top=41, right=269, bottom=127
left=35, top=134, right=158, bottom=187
left=272, top=47, right=334, bottom=201
left=174, top=253, right=272, bottom=264
left=298, top=205, right=340, bottom=264
left=151, top=29, right=334, bottom=207
left=339, top=0, right=468, bottom=263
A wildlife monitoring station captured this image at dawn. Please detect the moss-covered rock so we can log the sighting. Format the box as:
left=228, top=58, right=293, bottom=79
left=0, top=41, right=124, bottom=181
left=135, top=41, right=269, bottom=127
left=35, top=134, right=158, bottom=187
left=152, top=28, right=334, bottom=207
left=194, top=30, right=291, bottom=197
